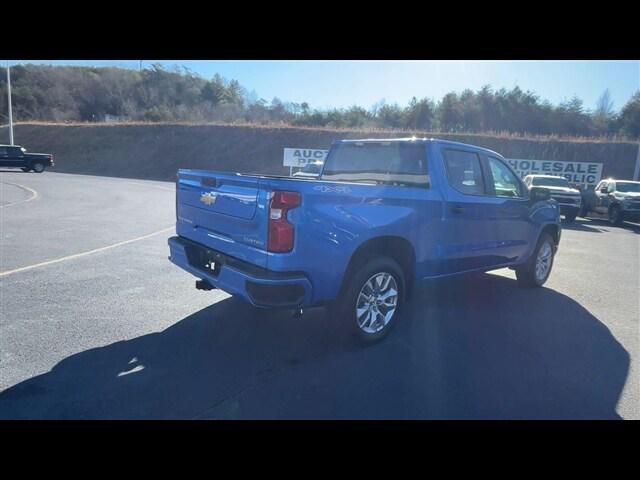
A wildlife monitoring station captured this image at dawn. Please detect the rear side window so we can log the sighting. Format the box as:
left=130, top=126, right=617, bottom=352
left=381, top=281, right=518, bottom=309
left=443, top=149, right=485, bottom=195
left=321, top=142, right=429, bottom=187
left=0, top=147, right=6, bottom=156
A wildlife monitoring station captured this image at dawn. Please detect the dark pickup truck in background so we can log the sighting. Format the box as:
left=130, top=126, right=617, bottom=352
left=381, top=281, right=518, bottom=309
left=0, top=145, right=54, bottom=173
left=581, top=179, right=640, bottom=225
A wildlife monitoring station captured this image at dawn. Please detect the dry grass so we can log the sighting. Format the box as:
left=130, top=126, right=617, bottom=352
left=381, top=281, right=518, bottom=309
left=1, top=122, right=637, bottom=183
left=3, top=121, right=637, bottom=144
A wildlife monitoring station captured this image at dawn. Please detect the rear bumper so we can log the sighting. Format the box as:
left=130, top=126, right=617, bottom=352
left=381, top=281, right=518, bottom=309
left=168, top=236, right=312, bottom=308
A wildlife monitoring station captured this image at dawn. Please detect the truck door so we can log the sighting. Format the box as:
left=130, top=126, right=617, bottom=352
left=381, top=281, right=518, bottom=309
left=603, top=181, right=617, bottom=213
left=481, top=155, right=532, bottom=264
left=0, top=146, right=10, bottom=167
left=595, top=181, right=610, bottom=214
left=437, top=147, right=502, bottom=274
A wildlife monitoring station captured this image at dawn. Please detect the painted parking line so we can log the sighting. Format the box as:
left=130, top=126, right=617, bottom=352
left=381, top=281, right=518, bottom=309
left=0, top=181, right=39, bottom=208
left=0, top=226, right=174, bottom=278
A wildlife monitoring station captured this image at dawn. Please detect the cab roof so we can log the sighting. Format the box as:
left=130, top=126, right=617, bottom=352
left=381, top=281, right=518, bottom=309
left=604, top=178, right=640, bottom=184
left=334, top=137, right=504, bottom=158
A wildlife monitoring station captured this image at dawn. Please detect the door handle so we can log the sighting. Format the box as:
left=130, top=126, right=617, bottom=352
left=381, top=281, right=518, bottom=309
left=450, top=205, right=464, bottom=214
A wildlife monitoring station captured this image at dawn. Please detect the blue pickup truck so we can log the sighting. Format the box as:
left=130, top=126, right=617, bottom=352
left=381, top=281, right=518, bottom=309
left=169, top=138, right=561, bottom=342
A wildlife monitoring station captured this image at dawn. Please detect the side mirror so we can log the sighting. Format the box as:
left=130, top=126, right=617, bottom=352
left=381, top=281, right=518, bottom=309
left=529, top=186, right=551, bottom=203
left=600, top=187, right=608, bottom=193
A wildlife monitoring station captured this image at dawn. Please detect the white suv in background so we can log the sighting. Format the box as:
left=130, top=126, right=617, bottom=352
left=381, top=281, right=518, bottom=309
left=523, top=174, right=582, bottom=223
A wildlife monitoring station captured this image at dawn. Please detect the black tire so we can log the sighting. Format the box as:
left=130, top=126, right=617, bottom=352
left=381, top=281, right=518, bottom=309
left=336, top=256, right=405, bottom=344
left=515, top=232, right=556, bottom=288
left=608, top=205, right=623, bottom=226
left=32, top=162, right=46, bottom=173
left=21, top=167, right=31, bottom=172
left=564, top=211, right=577, bottom=223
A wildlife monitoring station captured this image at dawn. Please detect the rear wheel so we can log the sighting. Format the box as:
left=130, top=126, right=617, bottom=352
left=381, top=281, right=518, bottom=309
left=609, top=205, right=623, bottom=226
left=21, top=167, right=31, bottom=172
left=32, top=162, right=46, bottom=173
left=337, top=257, right=405, bottom=344
left=515, top=233, right=555, bottom=288
left=564, top=211, right=577, bottom=223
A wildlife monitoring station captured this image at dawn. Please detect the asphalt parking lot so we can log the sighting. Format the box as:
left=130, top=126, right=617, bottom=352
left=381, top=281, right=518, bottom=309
left=1, top=171, right=638, bottom=419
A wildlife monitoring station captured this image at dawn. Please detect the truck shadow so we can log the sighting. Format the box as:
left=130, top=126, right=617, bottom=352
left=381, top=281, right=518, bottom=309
left=572, top=217, right=640, bottom=234
left=0, top=273, right=629, bottom=420
left=562, top=219, right=610, bottom=233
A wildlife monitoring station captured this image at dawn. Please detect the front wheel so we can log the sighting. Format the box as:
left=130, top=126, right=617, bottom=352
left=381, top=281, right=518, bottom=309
left=516, top=233, right=556, bottom=288
left=564, top=211, right=577, bottom=223
left=21, top=167, right=31, bottom=172
left=338, top=257, right=405, bottom=344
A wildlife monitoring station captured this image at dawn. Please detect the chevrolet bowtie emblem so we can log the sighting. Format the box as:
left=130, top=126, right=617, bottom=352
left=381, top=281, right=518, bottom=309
left=200, top=192, right=217, bottom=206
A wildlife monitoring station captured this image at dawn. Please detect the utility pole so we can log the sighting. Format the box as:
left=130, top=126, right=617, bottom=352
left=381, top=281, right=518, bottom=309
left=6, top=61, right=14, bottom=145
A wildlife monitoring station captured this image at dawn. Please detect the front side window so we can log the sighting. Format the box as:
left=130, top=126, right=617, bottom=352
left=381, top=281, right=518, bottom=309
left=607, top=182, right=616, bottom=193
left=443, top=149, right=485, bottom=195
left=487, top=156, right=523, bottom=197
left=321, top=142, right=429, bottom=186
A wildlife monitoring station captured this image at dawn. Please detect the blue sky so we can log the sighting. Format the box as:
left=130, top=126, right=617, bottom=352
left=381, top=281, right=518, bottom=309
left=6, top=60, right=639, bottom=113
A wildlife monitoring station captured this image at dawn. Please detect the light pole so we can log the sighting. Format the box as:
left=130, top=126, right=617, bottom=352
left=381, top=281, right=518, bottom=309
left=6, top=61, right=14, bottom=145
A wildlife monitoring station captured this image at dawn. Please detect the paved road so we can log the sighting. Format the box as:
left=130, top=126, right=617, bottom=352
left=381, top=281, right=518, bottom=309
left=1, top=171, right=638, bottom=419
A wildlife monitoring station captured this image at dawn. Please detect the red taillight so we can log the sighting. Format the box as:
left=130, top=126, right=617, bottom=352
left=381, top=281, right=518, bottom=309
left=268, top=191, right=301, bottom=253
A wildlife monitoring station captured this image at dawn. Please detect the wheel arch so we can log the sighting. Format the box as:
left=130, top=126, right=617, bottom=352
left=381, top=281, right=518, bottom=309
left=340, top=235, right=416, bottom=300
left=541, top=223, right=560, bottom=246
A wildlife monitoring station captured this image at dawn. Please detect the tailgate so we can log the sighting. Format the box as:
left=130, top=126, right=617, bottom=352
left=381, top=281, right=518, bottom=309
left=176, top=170, right=269, bottom=267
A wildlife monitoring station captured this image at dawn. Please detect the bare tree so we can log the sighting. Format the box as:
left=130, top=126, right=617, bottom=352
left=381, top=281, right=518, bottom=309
left=593, top=89, right=615, bottom=135
left=595, top=89, right=614, bottom=118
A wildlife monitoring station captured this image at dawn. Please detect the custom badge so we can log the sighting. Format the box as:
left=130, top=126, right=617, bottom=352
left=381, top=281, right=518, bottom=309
left=200, top=192, right=217, bottom=206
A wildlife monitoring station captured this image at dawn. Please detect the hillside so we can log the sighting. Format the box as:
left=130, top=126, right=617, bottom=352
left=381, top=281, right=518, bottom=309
left=2, top=64, right=639, bottom=139
left=1, top=122, right=638, bottom=181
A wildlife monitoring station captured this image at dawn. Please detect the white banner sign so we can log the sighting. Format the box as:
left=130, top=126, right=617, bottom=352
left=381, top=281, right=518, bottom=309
left=283, top=148, right=329, bottom=167
left=506, top=159, right=603, bottom=188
